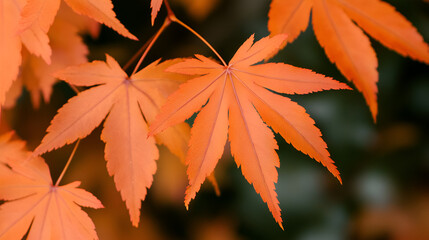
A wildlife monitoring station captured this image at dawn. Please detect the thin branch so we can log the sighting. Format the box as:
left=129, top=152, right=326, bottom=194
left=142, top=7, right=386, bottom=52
left=164, top=0, right=227, bottom=66
left=123, top=35, right=154, bottom=72
left=131, top=17, right=171, bottom=76
left=55, top=139, right=80, bottom=186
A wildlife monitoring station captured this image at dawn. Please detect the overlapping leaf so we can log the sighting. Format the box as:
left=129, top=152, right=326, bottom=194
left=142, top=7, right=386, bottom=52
left=1, top=2, right=98, bottom=111
left=5, top=6, right=92, bottom=109
left=34, top=56, right=191, bottom=226
left=268, top=0, right=429, bottom=120
left=149, top=34, right=350, bottom=227
left=18, top=0, right=136, bottom=63
left=0, top=133, right=103, bottom=240
left=0, top=0, right=24, bottom=107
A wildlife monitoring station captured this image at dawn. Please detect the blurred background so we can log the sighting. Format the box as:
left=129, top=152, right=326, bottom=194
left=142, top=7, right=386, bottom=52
left=2, top=0, right=429, bottom=239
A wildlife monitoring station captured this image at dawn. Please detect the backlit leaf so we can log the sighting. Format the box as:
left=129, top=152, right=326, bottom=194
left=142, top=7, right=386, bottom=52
left=268, top=0, right=429, bottom=120
left=34, top=56, right=190, bottom=226
left=149, top=34, right=349, bottom=227
left=0, top=133, right=103, bottom=240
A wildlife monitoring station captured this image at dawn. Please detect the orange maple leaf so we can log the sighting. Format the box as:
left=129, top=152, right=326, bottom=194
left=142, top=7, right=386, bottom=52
left=33, top=55, right=190, bottom=226
left=18, top=0, right=137, bottom=63
left=149, top=34, right=350, bottom=227
left=151, top=0, right=163, bottom=25
left=5, top=6, right=92, bottom=109
left=0, top=133, right=103, bottom=240
left=0, top=0, right=23, bottom=106
left=268, top=0, right=429, bottom=120
left=0, top=1, right=99, bottom=109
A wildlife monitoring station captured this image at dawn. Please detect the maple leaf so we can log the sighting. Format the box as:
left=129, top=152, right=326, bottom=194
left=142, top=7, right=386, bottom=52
left=149, top=34, right=350, bottom=227
left=56, top=3, right=101, bottom=39
left=5, top=7, right=90, bottom=109
left=0, top=2, right=97, bottom=110
left=0, top=133, right=103, bottom=240
left=33, top=55, right=191, bottom=226
left=0, top=0, right=23, bottom=107
left=151, top=0, right=163, bottom=25
left=268, top=0, right=429, bottom=120
left=18, top=0, right=137, bottom=63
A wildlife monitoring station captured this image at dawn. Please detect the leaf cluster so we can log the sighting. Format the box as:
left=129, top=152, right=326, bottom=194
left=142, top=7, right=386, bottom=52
left=0, top=0, right=428, bottom=238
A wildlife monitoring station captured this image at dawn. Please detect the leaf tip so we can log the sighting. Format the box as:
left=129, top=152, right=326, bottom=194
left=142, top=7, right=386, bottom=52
left=337, top=175, right=343, bottom=185
left=341, top=83, right=353, bottom=90
left=131, top=221, right=139, bottom=228
left=370, top=104, right=378, bottom=123
left=98, top=202, right=105, bottom=209
left=184, top=194, right=191, bottom=210
left=329, top=166, right=343, bottom=185
left=279, top=222, right=284, bottom=231
left=129, top=34, right=139, bottom=41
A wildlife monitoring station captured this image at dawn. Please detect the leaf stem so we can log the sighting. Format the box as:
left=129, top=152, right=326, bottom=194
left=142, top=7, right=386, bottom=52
left=123, top=35, right=154, bottom=72
left=55, top=139, right=80, bottom=186
left=164, top=0, right=227, bottom=66
left=131, top=17, right=171, bottom=76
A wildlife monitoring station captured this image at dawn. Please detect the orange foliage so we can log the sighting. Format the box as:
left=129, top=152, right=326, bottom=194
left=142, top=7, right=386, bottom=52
left=151, top=0, right=163, bottom=25
left=0, top=0, right=132, bottom=111
left=268, top=0, right=429, bottom=120
left=19, top=0, right=136, bottom=62
left=4, top=6, right=95, bottom=109
left=0, top=0, right=24, bottom=106
left=149, top=34, right=349, bottom=227
left=33, top=56, right=190, bottom=226
left=0, top=133, right=103, bottom=240
left=2, top=0, right=425, bottom=236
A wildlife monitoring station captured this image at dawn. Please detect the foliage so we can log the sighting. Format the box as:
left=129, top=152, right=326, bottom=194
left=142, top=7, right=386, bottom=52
left=0, top=0, right=428, bottom=239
